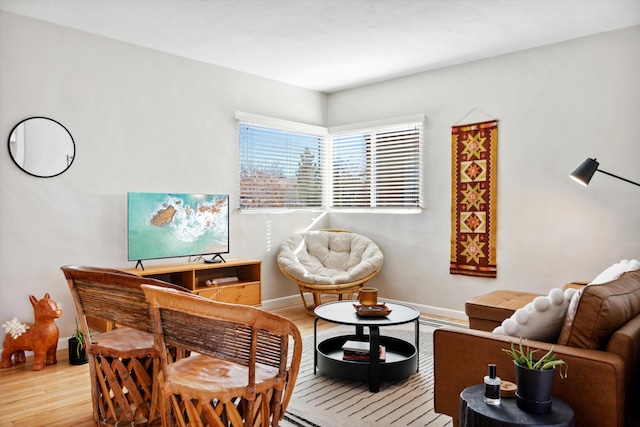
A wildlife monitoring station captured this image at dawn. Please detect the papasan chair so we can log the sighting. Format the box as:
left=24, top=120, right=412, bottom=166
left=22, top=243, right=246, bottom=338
left=277, top=229, right=384, bottom=315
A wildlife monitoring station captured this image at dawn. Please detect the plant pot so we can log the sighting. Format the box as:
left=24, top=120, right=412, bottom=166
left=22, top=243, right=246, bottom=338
left=68, top=337, right=88, bottom=365
left=514, top=361, right=555, bottom=414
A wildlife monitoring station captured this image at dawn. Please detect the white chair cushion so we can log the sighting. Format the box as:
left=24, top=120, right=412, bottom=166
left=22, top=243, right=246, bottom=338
left=277, top=231, right=383, bottom=286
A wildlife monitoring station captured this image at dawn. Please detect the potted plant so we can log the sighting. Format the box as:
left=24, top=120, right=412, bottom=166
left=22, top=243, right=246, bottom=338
left=68, top=317, right=88, bottom=365
left=502, top=338, right=567, bottom=414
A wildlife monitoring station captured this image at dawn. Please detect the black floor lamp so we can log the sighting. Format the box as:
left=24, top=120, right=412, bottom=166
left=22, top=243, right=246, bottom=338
left=570, top=158, right=640, bottom=188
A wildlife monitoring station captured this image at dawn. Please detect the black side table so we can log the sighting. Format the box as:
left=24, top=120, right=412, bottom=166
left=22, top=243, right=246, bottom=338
left=460, top=384, right=574, bottom=427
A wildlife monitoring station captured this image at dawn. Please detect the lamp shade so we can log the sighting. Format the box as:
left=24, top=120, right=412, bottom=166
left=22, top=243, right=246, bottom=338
left=570, top=158, right=599, bottom=186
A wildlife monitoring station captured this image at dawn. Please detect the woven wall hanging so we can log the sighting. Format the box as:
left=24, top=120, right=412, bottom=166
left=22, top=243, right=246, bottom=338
left=450, top=119, right=498, bottom=278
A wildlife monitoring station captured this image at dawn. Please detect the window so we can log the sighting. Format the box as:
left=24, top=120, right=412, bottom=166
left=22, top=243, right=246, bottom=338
left=237, top=112, right=423, bottom=211
left=238, top=116, right=326, bottom=210
left=331, top=122, right=423, bottom=208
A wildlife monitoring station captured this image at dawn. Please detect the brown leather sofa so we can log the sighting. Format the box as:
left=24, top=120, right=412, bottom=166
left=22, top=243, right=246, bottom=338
left=434, top=269, right=640, bottom=427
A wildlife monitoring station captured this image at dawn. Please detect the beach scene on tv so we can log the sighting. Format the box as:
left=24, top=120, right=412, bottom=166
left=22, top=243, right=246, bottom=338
left=128, top=192, right=229, bottom=261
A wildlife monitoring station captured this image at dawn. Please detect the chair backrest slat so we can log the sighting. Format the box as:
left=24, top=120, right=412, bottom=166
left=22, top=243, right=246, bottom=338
left=256, top=330, right=286, bottom=367
left=159, top=308, right=254, bottom=366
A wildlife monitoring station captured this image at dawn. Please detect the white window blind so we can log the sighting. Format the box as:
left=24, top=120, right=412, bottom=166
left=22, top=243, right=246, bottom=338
left=331, top=122, right=423, bottom=208
left=239, top=123, right=325, bottom=209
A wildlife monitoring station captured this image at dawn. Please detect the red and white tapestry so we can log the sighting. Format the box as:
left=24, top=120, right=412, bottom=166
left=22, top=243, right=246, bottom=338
left=450, top=120, right=498, bottom=278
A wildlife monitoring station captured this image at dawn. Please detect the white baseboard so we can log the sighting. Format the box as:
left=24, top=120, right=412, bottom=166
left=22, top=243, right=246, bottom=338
left=260, top=294, right=467, bottom=321
left=260, top=294, right=301, bottom=310
left=381, top=297, right=467, bottom=321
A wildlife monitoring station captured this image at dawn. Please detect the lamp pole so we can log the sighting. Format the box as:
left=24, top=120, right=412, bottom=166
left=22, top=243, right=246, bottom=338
left=597, top=169, right=640, bottom=187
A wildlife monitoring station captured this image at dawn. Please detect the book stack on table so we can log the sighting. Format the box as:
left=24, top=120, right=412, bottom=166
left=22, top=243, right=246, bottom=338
left=341, top=340, right=386, bottom=362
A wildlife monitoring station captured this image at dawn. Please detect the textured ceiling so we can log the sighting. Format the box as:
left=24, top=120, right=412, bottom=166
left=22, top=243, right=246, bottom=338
left=1, top=0, right=639, bottom=93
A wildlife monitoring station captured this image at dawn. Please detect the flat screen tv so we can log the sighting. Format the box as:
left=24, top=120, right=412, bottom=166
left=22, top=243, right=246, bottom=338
left=128, top=192, right=229, bottom=266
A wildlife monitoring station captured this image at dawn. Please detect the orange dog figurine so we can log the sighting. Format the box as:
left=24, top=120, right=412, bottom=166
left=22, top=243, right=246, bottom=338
left=1, top=293, right=62, bottom=370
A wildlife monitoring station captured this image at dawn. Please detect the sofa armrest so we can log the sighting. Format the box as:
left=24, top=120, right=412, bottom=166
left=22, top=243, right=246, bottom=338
left=563, top=280, right=589, bottom=290
left=434, top=326, right=626, bottom=427
left=606, top=314, right=640, bottom=426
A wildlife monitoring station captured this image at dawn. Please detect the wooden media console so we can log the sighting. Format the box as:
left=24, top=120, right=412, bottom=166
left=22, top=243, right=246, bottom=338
left=88, top=259, right=261, bottom=332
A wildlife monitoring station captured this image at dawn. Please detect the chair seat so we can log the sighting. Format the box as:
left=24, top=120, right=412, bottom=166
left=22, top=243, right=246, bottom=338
left=92, top=326, right=156, bottom=358
left=164, top=354, right=280, bottom=402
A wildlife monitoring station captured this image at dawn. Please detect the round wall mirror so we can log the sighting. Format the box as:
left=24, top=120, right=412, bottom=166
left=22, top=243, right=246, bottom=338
left=7, top=117, right=75, bottom=178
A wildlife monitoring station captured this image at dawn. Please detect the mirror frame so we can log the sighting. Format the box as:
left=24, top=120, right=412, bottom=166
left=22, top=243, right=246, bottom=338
left=7, top=117, right=76, bottom=178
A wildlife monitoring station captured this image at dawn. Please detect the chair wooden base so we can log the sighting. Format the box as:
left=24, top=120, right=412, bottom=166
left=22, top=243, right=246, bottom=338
left=87, top=327, right=162, bottom=426
left=297, top=282, right=362, bottom=315
left=93, top=352, right=160, bottom=426
left=164, top=388, right=280, bottom=427
left=281, top=267, right=379, bottom=315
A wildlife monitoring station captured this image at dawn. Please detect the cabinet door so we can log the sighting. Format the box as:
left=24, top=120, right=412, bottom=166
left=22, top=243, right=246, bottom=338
left=197, top=287, right=219, bottom=301
left=218, top=283, right=260, bottom=305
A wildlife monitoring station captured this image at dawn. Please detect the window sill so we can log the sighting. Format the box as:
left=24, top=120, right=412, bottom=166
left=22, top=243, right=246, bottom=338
left=238, top=207, right=422, bottom=215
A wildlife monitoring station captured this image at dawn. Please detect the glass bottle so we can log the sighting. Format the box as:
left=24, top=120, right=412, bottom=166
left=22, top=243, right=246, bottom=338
left=484, top=363, right=501, bottom=405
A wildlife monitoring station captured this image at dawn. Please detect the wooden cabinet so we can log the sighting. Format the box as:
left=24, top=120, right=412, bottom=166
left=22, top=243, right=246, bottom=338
left=120, top=258, right=262, bottom=305
left=87, top=259, right=262, bottom=332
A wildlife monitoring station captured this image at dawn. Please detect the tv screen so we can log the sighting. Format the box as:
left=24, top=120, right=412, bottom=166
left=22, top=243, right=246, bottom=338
left=127, top=192, right=229, bottom=262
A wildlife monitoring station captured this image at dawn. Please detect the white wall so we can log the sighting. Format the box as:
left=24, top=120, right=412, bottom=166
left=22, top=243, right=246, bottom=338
left=1, top=11, right=638, bottom=344
left=0, top=11, right=328, bottom=339
left=327, top=26, right=640, bottom=316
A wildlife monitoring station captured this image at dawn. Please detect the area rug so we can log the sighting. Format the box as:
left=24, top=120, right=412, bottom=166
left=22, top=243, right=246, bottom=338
left=281, top=321, right=455, bottom=427
left=450, top=120, right=498, bottom=278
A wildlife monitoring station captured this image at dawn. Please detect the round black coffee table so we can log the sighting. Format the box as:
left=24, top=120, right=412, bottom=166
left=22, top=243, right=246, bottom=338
left=460, top=384, right=575, bottom=427
left=313, top=300, right=420, bottom=392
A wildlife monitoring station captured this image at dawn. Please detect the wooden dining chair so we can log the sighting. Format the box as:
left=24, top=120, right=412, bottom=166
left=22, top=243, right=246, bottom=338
left=61, top=265, right=190, bottom=427
left=141, top=284, right=303, bottom=427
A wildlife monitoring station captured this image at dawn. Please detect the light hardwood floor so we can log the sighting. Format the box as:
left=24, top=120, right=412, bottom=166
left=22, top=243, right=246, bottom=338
left=0, top=303, right=331, bottom=427
left=0, top=302, right=465, bottom=426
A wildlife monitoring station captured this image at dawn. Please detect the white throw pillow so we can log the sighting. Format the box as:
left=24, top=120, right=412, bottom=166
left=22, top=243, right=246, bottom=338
left=590, top=259, right=640, bottom=285
left=493, top=288, right=577, bottom=342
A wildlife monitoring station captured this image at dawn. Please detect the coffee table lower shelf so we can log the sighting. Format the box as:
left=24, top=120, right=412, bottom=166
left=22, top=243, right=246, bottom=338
left=316, top=335, right=418, bottom=383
